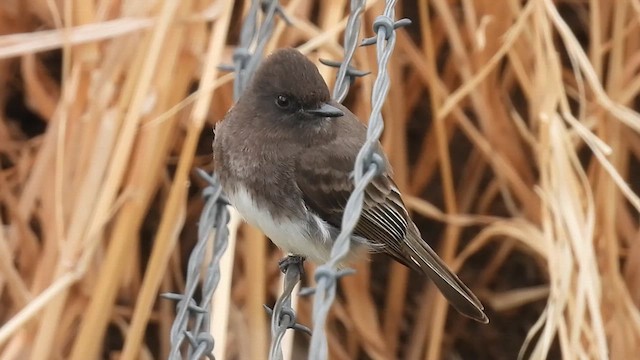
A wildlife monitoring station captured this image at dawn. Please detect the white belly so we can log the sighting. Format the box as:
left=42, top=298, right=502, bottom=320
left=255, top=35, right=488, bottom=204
left=228, top=185, right=333, bottom=263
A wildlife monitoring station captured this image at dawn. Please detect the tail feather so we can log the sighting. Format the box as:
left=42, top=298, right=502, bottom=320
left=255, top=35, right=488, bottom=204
left=404, top=225, right=489, bottom=323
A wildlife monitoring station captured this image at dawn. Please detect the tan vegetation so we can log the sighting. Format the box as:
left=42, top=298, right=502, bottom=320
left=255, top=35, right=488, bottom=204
left=0, top=0, right=639, bottom=359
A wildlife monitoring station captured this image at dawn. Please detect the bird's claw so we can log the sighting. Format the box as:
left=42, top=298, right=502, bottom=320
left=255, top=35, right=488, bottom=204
left=278, top=255, right=305, bottom=275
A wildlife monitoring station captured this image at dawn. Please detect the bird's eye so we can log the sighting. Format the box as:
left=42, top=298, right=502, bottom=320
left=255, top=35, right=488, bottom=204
left=275, top=95, right=291, bottom=109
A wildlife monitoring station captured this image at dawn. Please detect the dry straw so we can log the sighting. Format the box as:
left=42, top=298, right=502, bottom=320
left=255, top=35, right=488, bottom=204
left=1, top=0, right=639, bottom=359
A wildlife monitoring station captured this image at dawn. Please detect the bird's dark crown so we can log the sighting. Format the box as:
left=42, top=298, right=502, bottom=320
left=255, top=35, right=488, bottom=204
left=248, top=48, right=331, bottom=110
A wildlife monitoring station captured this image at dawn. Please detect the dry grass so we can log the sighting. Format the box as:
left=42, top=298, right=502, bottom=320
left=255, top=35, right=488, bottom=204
left=1, top=0, right=639, bottom=359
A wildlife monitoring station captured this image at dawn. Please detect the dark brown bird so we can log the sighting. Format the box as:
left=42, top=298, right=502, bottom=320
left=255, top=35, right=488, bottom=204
left=213, top=48, right=488, bottom=323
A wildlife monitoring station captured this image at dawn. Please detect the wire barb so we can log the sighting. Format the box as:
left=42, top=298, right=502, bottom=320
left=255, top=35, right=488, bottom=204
left=361, top=17, right=412, bottom=46
left=264, top=305, right=313, bottom=336
left=319, top=58, right=370, bottom=85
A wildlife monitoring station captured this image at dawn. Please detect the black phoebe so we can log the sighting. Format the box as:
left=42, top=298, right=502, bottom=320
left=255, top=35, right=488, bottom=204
left=213, top=48, right=488, bottom=323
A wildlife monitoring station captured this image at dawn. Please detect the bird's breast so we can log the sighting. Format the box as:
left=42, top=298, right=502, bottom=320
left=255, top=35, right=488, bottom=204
left=227, top=185, right=333, bottom=264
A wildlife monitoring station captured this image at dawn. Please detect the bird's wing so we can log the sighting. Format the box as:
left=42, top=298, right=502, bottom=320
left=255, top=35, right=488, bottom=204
left=296, top=143, right=488, bottom=323
left=295, top=145, right=414, bottom=267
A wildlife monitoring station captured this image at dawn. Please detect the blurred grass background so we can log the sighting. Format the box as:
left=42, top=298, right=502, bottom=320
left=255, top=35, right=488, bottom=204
left=1, top=0, right=640, bottom=359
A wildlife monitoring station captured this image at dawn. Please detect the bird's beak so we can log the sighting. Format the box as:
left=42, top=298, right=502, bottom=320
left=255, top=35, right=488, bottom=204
left=304, top=102, right=344, bottom=118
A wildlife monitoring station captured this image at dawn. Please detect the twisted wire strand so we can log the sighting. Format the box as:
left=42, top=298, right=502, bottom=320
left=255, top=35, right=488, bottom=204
left=269, top=266, right=303, bottom=360
left=166, top=1, right=283, bottom=358
left=308, top=1, right=402, bottom=359
left=268, top=1, right=373, bottom=358
left=332, top=0, right=367, bottom=103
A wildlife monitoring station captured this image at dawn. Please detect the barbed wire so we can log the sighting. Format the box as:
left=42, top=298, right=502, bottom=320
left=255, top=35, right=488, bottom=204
left=267, top=260, right=310, bottom=360
left=166, top=0, right=408, bottom=358
left=266, top=0, right=373, bottom=359
left=163, top=1, right=285, bottom=359
left=163, top=171, right=229, bottom=360
left=308, top=0, right=409, bottom=358
left=329, top=0, right=367, bottom=103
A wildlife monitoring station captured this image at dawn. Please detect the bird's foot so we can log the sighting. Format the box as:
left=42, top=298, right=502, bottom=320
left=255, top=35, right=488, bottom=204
left=278, top=255, right=305, bottom=275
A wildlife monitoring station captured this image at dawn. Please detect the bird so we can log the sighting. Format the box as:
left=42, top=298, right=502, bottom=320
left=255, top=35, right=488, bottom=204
left=213, top=48, right=488, bottom=323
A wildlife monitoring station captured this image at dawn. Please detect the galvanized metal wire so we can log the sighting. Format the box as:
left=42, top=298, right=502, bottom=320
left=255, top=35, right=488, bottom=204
left=165, top=0, right=408, bottom=358
left=163, top=1, right=285, bottom=359
left=163, top=171, right=229, bottom=360
left=331, top=0, right=367, bottom=103
left=267, top=260, right=311, bottom=360
left=308, top=1, right=409, bottom=358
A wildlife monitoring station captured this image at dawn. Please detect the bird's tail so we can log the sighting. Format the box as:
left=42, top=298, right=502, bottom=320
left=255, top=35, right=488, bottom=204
left=404, top=224, right=489, bottom=323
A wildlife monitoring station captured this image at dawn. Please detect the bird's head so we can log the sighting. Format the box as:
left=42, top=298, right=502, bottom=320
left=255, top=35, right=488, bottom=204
left=246, top=48, right=344, bottom=125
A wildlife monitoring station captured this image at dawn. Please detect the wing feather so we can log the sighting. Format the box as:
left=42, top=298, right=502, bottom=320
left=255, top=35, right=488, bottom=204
left=294, top=122, right=487, bottom=323
left=295, top=149, right=409, bottom=255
